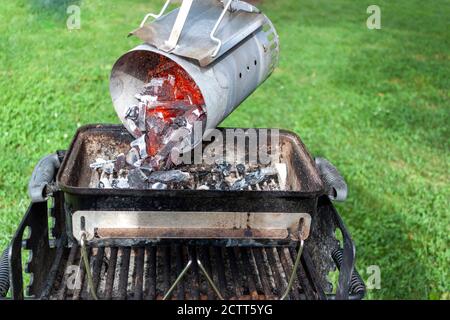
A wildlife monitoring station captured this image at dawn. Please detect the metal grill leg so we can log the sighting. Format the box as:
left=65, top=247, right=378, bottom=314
left=80, top=232, right=98, bottom=300
left=162, top=253, right=224, bottom=300
left=280, top=239, right=304, bottom=300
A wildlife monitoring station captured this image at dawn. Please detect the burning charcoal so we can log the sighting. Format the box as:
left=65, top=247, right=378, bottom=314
left=126, top=120, right=141, bottom=137
left=125, top=106, right=143, bottom=136
left=142, top=76, right=176, bottom=101
left=126, top=104, right=147, bottom=135
left=143, top=77, right=164, bottom=90
left=236, top=163, right=246, bottom=175
left=151, top=182, right=168, bottom=190
left=146, top=114, right=167, bottom=135
left=114, top=153, right=126, bottom=172
left=111, top=178, right=130, bottom=189
left=119, top=58, right=207, bottom=170
left=161, top=127, right=190, bottom=154
left=126, top=147, right=140, bottom=166
left=216, top=161, right=232, bottom=177
left=231, top=167, right=278, bottom=190
left=145, top=128, right=162, bottom=159
left=173, top=116, right=187, bottom=128
left=148, top=170, right=190, bottom=184
left=128, top=168, right=149, bottom=189
left=143, top=80, right=161, bottom=90
left=130, top=135, right=148, bottom=159
left=135, top=93, right=157, bottom=106
left=137, top=103, right=147, bottom=131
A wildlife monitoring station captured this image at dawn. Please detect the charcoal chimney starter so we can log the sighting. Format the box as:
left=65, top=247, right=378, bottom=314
left=109, top=0, right=279, bottom=148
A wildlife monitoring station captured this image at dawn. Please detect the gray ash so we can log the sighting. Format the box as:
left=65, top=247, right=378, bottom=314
left=127, top=168, right=149, bottom=189
left=90, top=158, right=285, bottom=191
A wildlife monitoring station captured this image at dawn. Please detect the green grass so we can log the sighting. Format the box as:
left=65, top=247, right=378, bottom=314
left=0, top=0, right=448, bottom=299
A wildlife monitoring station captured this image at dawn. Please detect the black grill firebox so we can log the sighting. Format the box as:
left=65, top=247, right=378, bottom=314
left=2, top=125, right=365, bottom=300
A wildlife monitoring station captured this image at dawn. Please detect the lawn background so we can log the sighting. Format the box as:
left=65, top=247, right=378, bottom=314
left=0, top=0, right=448, bottom=299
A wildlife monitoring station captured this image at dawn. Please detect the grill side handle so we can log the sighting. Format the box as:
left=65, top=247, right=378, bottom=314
left=28, top=151, right=65, bottom=203
left=0, top=247, right=10, bottom=297
left=331, top=248, right=366, bottom=300
left=327, top=197, right=365, bottom=299
left=315, top=157, right=348, bottom=202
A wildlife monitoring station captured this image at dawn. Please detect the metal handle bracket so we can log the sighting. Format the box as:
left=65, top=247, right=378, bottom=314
left=140, top=0, right=173, bottom=27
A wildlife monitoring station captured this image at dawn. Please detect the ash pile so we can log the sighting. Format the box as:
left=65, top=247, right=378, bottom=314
left=90, top=158, right=287, bottom=191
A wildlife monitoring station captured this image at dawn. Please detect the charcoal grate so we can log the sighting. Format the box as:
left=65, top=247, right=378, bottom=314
left=49, top=244, right=316, bottom=300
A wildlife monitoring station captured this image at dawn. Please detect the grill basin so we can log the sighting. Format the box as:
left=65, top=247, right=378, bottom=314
left=56, top=125, right=323, bottom=243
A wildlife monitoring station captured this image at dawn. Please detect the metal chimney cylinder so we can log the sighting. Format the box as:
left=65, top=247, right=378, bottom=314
left=110, top=0, right=279, bottom=145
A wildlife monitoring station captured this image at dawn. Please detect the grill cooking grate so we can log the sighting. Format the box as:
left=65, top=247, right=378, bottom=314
left=50, top=244, right=317, bottom=300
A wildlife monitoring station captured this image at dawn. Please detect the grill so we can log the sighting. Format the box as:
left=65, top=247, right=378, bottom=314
left=1, top=1, right=366, bottom=301
left=3, top=124, right=365, bottom=301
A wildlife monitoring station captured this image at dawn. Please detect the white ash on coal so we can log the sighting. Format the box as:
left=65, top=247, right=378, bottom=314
left=89, top=159, right=286, bottom=191
left=148, top=170, right=190, bottom=184
left=230, top=167, right=278, bottom=190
